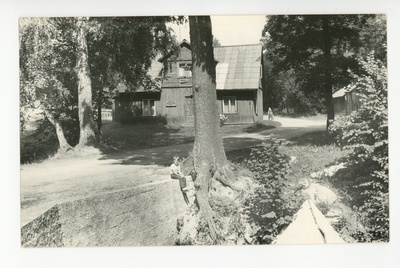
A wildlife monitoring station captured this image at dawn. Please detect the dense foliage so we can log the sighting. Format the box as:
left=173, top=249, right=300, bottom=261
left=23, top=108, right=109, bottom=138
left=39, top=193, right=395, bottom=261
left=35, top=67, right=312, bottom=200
left=328, top=53, right=388, bottom=242
left=19, top=18, right=79, bottom=136
left=262, top=15, right=386, bottom=117
left=243, top=142, right=304, bottom=244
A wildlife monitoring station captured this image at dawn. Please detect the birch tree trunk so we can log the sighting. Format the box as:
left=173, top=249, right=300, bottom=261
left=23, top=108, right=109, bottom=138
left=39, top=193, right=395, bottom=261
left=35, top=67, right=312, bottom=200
left=45, top=111, right=72, bottom=152
left=76, top=17, right=98, bottom=146
left=189, top=16, right=235, bottom=242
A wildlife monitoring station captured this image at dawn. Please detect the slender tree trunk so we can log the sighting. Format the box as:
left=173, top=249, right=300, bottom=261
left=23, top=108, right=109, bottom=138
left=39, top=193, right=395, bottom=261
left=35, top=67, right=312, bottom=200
left=97, top=88, right=102, bottom=140
left=322, top=16, right=335, bottom=130
left=189, top=16, right=234, bottom=242
left=45, top=111, right=72, bottom=152
left=76, top=17, right=98, bottom=146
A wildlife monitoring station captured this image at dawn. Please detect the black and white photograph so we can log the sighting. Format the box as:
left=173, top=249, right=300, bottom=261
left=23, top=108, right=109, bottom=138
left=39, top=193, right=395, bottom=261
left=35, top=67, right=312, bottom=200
left=19, top=13, right=388, bottom=247
left=2, top=0, right=400, bottom=267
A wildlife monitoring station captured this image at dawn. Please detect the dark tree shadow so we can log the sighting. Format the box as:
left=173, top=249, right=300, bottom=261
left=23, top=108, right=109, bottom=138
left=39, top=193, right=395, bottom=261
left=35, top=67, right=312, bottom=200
left=244, top=123, right=275, bottom=133
left=96, top=136, right=268, bottom=167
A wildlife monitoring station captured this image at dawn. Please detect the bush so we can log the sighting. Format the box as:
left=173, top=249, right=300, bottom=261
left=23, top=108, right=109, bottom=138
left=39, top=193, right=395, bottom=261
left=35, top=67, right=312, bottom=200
left=243, top=142, right=304, bottom=244
left=328, top=52, right=388, bottom=242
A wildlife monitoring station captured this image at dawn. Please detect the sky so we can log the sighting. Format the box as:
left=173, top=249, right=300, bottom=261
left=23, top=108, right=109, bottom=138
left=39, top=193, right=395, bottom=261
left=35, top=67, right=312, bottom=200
left=169, top=15, right=267, bottom=46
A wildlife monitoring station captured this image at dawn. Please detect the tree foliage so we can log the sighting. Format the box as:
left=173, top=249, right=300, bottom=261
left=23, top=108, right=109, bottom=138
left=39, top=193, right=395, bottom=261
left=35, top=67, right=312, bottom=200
left=263, top=15, right=386, bottom=120
left=20, top=18, right=80, bottom=151
left=20, top=17, right=179, bottom=159
left=328, top=52, right=388, bottom=242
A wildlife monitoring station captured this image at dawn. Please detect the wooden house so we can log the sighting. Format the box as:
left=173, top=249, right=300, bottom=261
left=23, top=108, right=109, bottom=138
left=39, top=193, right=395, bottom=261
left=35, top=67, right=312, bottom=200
left=112, top=40, right=264, bottom=125
left=333, top=85, right=361, bottom=115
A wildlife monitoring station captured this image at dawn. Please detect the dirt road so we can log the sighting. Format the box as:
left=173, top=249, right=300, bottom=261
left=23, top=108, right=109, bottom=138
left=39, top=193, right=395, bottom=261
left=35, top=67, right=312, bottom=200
left=20, top=115, right=325, bottom=246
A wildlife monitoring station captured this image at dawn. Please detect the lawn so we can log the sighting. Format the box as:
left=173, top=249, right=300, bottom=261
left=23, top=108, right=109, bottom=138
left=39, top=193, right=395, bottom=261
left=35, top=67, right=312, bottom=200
left=282, top=131, right=350, bottom=181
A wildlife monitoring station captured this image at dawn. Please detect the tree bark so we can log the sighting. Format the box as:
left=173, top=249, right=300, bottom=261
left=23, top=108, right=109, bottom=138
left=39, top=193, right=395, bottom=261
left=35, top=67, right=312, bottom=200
left=76, top=17, right=98, bottom=146
left=189, top=16, right=234, bottom=242
left=97, top=87, right=102, bottom=140
left=45, top=111, right=72, bottom=152
left=322, top=16, right=335, bottom=130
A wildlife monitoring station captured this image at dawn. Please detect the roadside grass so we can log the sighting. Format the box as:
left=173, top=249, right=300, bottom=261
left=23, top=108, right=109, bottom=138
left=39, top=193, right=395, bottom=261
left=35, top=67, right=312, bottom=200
left=282, top=131, right=350, bottom=182
left=228, top=130, right=349, bottom=179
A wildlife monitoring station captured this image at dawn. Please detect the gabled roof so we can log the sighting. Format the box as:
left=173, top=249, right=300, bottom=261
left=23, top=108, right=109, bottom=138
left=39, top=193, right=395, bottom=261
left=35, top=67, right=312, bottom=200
left=214, top=44, right=262, bottom=90
left=117, top=42, right=263, bottom=93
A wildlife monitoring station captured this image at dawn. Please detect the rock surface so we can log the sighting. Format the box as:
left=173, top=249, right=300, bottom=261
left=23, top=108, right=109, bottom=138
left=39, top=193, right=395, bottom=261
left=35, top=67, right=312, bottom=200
left=273, top=200, right=345, bottom=244
left=21, top=181, right=186, bottom=247
left=305, top=183, right=338, bottom=205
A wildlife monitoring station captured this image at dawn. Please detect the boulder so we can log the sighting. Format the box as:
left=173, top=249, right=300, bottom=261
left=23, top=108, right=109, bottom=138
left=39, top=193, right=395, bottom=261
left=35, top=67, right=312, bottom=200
left=21, top=181, right=186, bottom=247
left=305, top=183, right=338, bottom=205
left=323, top=163, right=346, bottom=177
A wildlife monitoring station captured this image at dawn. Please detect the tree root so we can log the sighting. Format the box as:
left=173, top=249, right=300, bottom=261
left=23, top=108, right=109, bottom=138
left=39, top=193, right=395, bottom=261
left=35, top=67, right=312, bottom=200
left=214, top=165, right=239, bottom=191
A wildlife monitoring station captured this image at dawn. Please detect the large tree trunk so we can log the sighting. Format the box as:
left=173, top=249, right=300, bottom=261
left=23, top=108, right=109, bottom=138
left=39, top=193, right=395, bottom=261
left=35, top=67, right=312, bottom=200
left=45, top=111, right=72, bottom=152
left=322, top=16, right=335, bottom=130
left=189, top=16, right=234, bottom=242
left=76, top=17, right=98, bottom=146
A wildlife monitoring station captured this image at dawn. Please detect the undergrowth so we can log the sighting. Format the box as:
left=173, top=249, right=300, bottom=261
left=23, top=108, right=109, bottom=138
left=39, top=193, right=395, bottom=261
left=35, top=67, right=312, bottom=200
left=328, top=53, right=388, bottom=242
left=242, top=142, right=304, bottom=244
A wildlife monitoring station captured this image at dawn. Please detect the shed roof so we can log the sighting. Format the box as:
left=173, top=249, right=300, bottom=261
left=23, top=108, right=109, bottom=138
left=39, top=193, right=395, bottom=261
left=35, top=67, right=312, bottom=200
left=333, top=88, right=346, bottom=98
left=214, top=44, right=262, bottom=90
left=332, top=84, right=357, bottom=98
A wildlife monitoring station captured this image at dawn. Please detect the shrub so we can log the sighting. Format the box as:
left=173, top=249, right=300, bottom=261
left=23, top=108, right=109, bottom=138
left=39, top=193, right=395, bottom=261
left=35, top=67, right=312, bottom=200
left=328, top=52, right=388, bottom=242
left=243, top=142, right=303, bottom=244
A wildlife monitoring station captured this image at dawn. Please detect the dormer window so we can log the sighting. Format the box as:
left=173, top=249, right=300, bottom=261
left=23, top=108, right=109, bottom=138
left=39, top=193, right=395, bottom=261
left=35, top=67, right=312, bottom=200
left=178, top=62, right=192, bottom=78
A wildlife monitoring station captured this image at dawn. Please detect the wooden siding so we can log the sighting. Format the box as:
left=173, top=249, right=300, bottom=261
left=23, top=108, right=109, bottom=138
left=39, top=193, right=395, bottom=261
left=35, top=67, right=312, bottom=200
left=162, top=46, right=193, bottom=88
left=255, top=88, right=263, bottom=122
left=344, top=92, right=362, bottom=115
left=160, top=87, right=193, bottom=125
left=334, top=92, right=362, bottom=116
left=113, top=88, right=193, bottom=125
left=333, top=97, right=346, bottom=115
left=217, top=90, right=258, bottom=124
left=112, top=42, right=264, bottom=126
left=113, top=92, right=161, bottom=124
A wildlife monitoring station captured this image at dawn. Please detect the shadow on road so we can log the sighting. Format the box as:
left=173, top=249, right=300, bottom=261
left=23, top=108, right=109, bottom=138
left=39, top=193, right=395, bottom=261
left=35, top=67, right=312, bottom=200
left=96, top=124, right=327, bottom=167
left=97, top=136, right=268, bottom=166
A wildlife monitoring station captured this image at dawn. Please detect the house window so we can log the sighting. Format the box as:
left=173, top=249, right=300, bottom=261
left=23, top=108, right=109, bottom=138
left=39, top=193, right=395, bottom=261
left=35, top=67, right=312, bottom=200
left=223, top=96, right=237, bottom=114
left=178, top=62, right=192, bottom=77
left=142, top=99, right=156, bottom=116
